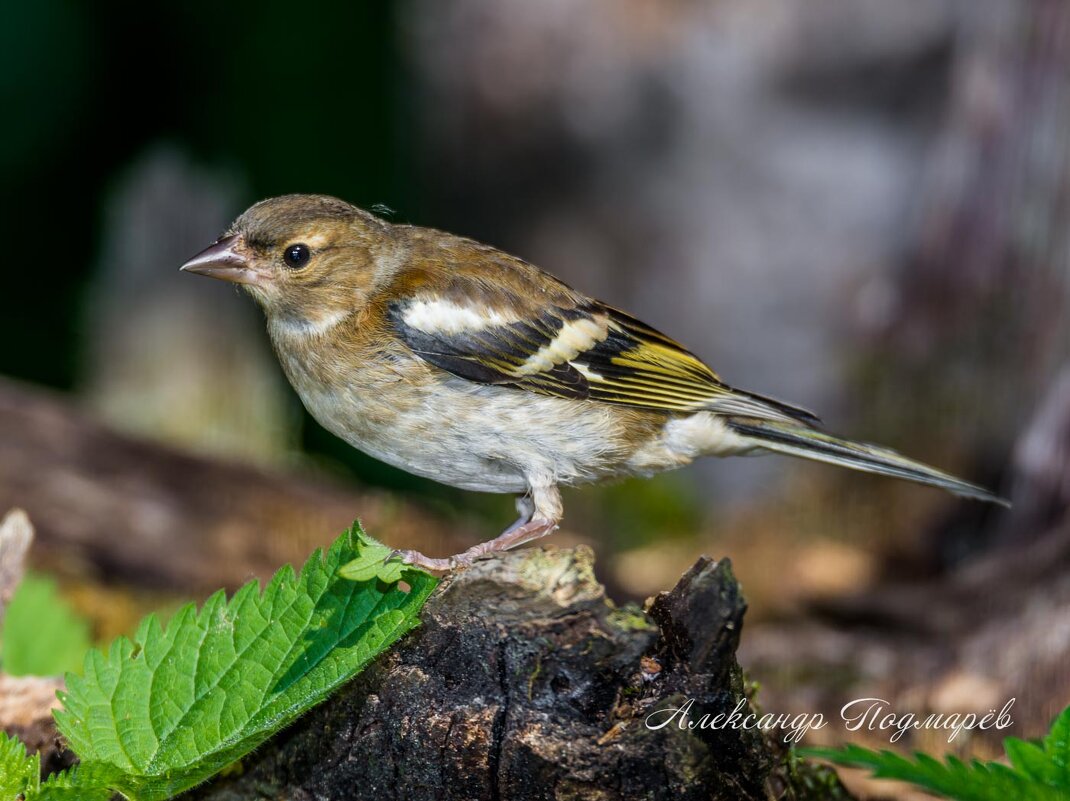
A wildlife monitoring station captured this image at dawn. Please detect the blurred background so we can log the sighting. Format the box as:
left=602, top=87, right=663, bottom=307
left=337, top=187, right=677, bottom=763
left=1, top=0, right=1068, bottom=794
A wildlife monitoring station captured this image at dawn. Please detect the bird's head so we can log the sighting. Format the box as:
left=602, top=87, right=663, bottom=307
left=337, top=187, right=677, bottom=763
left=181, top=194, right=390, bottom=327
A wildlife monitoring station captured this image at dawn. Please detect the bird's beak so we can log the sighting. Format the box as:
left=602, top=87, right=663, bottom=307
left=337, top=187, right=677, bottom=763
left=180, top=235, right=264, bottom=285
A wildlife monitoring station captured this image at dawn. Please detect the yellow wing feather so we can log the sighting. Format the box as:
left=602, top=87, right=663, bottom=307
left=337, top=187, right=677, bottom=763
left=388, top=287, right=818, bottom=425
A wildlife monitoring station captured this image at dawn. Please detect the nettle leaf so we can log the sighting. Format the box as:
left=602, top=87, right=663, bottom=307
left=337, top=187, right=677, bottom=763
left=33, top=763, right=118, bottom=801
left=338, top=535, right=408, bottom=584
left=0, top=733, right=115, bottom=801
left=1006, top=737, right=1063, bottom=788
left=0, top=730, right=40, bottom=799
left=1041, top=705, right=1070, bottom=788
left=804, top=706, right=1070, bottom=801
left=53, top=524, right=437, bottom=800
left=1, top=573, right=92, bottom=677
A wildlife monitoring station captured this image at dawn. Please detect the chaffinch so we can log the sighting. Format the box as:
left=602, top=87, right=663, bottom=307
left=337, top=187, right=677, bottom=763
left=181, top=194, right=1005, bottom=570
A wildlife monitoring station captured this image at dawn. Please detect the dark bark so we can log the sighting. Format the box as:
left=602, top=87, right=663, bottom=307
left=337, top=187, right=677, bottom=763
left=190, top=546, right=847, bottom=801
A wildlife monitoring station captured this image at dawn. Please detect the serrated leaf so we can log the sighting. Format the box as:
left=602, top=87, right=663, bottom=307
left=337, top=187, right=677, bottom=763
left=32, top=762, right=117, bottom=801
left=1007, top=737, right=1063, bottom=787
left=1043, top=705, right=1070, bottom=788
left=54, top=523, right=437, bottom=800
left=1, top=573, right=92, bottom=677
left=0, top=730, right=40, bottom=799
left=0, top=735, right=128, bottom=801
left=337, top=530, right=406, bottom=583
left=803, top=743, right=1068, bottom=801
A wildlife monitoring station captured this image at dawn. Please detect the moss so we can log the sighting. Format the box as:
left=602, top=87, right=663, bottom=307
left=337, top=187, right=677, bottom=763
left=781, top=748, right=854, bottom=801
left=605, top=604, right=656, bottom=633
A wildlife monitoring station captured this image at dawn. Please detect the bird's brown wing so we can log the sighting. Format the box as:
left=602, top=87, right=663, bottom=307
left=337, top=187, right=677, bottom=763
left=383, top=262, right=818, bottom=424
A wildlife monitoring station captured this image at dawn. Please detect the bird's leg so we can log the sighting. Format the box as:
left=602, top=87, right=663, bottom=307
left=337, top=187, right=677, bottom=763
left=393, top=486, right=561, bottom=572
left=394, top=518, right=558, bottom=572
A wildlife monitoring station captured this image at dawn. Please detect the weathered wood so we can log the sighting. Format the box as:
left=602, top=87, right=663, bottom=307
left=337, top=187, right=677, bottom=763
left=0, top=674, right=69, bottom=777
left=188, top=546, right=846, bottom=801
left=0, top=509, right=33, bottom=623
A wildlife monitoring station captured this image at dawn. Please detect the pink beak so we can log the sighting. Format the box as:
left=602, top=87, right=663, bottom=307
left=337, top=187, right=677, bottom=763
left=180, top=235, right=263, bottom=285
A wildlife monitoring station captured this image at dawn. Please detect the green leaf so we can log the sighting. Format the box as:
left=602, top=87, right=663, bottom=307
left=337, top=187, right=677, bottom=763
left=1041, top=705, right=1070, bottom=788
left=1007, top=737, right=1063, bottom=787
left=803, top=743, right=1069, bottom=801
left=0, top=730, right=40, bottom=799
left=1, top=573, right=92, bottom=677
left=32, top=763, right=117, bottom=801
left=804, top=705, right=1070, bottom=800
left=337, top=531, right=406, bottom=583
left=54, top=523, right=437, bottom=800
left=0, top=735, right=125, bottom=801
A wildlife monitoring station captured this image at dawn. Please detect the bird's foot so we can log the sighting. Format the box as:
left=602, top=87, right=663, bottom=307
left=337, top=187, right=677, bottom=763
left=388, top=549, right=473, bottom=572
left=389, top=518, right=559, bottom=573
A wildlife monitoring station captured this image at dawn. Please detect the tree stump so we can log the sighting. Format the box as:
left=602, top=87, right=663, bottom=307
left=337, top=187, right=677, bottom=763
left=190, top=546, right=845, bottom=801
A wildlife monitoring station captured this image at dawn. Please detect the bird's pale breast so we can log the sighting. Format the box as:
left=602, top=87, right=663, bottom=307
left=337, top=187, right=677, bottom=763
left=268, top=319, right=708, bottom=493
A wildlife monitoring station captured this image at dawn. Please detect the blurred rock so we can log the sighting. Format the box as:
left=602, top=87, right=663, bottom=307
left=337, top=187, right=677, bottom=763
left=83, top=145, right=296, bottom=465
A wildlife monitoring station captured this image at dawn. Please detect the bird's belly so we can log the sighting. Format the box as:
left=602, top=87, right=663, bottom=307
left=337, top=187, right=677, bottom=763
left=291, top=372, right=640, bottom=494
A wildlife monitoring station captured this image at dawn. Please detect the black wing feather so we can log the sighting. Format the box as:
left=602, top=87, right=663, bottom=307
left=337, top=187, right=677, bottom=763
left=387, top=297, right=818, bottom=425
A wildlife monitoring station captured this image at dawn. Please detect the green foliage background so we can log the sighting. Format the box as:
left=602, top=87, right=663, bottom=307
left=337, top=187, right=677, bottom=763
left=806, top=705, right=1070, bottom=801
left=1, top=573, right=92, bottom=677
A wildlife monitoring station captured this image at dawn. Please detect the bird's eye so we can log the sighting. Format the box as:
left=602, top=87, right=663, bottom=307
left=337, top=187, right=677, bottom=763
left=283, top=243, right=311, bottom=269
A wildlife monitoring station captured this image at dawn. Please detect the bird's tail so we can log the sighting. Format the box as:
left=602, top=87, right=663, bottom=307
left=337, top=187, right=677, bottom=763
left=725, top=419, right=1009, bottom=506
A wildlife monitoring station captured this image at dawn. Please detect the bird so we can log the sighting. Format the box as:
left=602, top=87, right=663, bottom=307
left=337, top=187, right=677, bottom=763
left=180, top=194, right=1006, bottom=571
